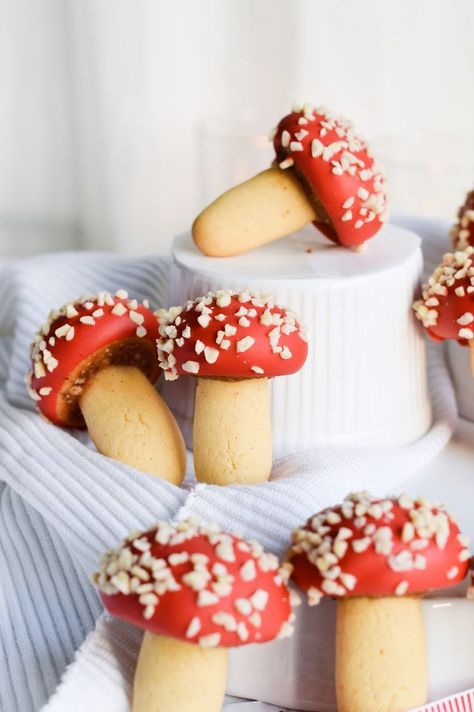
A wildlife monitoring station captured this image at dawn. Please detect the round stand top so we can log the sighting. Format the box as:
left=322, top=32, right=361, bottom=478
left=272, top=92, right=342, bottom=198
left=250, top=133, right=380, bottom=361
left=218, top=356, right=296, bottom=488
left=172, top=224, right=421, bottom=283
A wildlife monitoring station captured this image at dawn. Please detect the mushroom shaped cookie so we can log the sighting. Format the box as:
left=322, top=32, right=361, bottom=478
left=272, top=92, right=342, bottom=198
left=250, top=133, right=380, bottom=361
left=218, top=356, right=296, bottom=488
left=193, top=102, right=388, bottom=257
left=413, top=247, right=474, bottom=375
left=27, top=290, right=186, bottom=483
left=450, top=188, right=474, bottom=250
left=157, top=289, right=308, bottom=485
left=94, top=518, right=295, bottom=712
left=288, top=491, right=470, bottom=712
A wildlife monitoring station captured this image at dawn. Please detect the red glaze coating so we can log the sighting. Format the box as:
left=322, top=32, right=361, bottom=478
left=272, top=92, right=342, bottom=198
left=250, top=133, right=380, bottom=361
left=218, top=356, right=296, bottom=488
left=450, top=189, right=474, bottom=250
left=288, top=492, right=469, bottom=603
left=413, top=247, right=474, bottom=345
left=27, top=290, right=160, bottom=426
left=95, top=520, right=293, bottom=648
left=273, top=103, right=388, bottom=248
left=156, top=290, right=308, bottom=380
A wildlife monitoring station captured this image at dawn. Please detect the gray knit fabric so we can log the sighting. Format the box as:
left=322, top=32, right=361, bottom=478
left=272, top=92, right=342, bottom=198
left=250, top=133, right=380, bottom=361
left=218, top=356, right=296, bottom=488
left=0, top=220, right=457, bottom=711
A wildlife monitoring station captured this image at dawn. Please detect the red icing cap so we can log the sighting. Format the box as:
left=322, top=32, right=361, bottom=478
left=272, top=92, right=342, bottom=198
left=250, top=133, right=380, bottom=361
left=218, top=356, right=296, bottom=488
left=27, top=290, right=159, bottom=427
left=413, top=247, right=474, bottom=344
left=272, top=102, right=388, bottom=248
left=288, top=492, right=469, bottom=604
left=94, top=519, right=294, bottom=648
left=156, top=290, right=308, bottom=380
left=450, top=189, right=474, bottom=250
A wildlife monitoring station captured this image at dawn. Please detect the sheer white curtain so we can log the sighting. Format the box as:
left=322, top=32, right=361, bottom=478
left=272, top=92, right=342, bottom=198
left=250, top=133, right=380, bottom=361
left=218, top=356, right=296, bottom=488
left=68, top=0, right=298, bottom=253
left=1, top=0, right=474, bottom=258
left=0, top=0, right=78, bottom=258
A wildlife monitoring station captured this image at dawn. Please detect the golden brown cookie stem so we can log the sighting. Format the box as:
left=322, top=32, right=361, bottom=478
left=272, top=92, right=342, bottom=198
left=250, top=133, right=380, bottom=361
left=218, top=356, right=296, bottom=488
left=79, top=365, right=186, bottom=484
left=470, top=339, right=474, bottom=378
left=192, top=167, right=317, bottom=257
left=193, top=376, right=272, bottom=485
left=133, top=633, right=227, bottom=712
left=336, top=596, right=427, bottom=712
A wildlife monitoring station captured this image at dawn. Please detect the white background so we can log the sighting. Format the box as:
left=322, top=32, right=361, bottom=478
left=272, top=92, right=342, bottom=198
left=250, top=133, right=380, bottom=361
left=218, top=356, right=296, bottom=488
left=1, top=0, right=474, bottom=257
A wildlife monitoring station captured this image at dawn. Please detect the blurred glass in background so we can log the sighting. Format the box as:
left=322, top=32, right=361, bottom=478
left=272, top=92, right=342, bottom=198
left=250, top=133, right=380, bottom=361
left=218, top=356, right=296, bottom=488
left=196, top=115, right=273, bottom=207
left=374, top=134, right=474, bottom=221
left=0, top=0, right=473, bottom=262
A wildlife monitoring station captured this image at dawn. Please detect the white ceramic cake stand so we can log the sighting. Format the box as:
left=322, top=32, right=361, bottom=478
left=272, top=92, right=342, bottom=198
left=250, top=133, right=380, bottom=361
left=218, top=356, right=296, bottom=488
left=163, top=224, right=432, bottom=456
left=228, top=416, right=474, bottom=711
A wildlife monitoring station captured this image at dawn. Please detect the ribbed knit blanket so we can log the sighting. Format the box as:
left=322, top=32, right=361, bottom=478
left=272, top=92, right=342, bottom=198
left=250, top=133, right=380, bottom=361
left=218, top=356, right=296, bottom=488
left=0, top=218, right=458, bottom=712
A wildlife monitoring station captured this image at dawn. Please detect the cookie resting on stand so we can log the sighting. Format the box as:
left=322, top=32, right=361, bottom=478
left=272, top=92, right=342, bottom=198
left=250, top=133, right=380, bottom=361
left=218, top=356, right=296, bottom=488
left=192, top=102, right=388, bottom=257
left=94, top=518, right=296, bottom=712
left=156, top=289, right=308, bottom=485
left=27, top=290, right=186, bottom=483
left=413, top=246, right=474, bottom=376
left=287, top=491, right=470, bottom=712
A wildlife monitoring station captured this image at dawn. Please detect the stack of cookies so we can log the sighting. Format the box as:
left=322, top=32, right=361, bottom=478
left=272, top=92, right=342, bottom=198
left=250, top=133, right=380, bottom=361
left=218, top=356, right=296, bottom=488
left=26, top=102, right=472, bottom=712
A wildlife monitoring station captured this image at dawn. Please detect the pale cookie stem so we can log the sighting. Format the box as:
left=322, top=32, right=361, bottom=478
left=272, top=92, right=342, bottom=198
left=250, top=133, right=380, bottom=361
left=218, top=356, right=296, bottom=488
left=470, top=339, right=474, bottom=378
left=79, top=365, right=186, bottom=484
left=193, top=376, right=272, bottom=485
left=192, top=167, right=317, bottom=257
left=336, top=596, right=427, bottom=712
left=133, top=633, right=228, bottom=712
